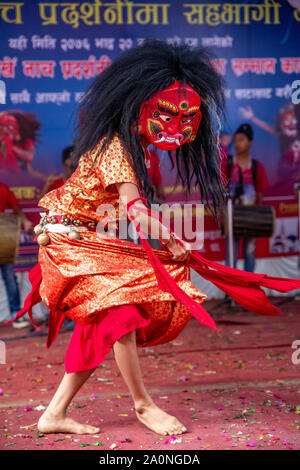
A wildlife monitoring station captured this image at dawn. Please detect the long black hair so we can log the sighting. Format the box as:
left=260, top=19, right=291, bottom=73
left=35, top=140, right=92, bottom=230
left=71, top=38, right=228, bottom=214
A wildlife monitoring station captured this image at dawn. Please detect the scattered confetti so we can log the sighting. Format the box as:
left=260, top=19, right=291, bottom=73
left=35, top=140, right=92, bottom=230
left=164, top=436, right=183, bottom=444
left=79, top=441, right=104, bottom=447
left=33, top=405, right=46, bottom=411
left=1, top=300, right=299, bottom=451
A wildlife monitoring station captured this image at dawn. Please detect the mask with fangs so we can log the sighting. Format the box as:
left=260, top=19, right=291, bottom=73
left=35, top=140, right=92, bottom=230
left=135, top=80, right=202, bottom=150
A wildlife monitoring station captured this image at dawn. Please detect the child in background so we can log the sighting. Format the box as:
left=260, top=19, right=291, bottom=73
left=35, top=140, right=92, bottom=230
left=40, top=146, right=75, bottom=197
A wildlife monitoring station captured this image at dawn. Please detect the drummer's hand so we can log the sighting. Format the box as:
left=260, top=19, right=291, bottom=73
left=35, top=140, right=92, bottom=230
left=162, top=235, right=192, bottom=262
left=239, top=105, right=254, bottom=120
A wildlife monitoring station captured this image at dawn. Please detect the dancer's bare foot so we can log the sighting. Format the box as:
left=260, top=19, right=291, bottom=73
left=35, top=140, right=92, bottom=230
left=134, top=399, right=187, bottom=436
left=37, top=410, right=100, bottom=435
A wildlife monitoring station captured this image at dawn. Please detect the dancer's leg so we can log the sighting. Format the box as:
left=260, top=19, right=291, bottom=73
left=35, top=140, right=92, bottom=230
left=38, top=367, right=100, bottom=434
left=113, top=329, right=187, bottom=436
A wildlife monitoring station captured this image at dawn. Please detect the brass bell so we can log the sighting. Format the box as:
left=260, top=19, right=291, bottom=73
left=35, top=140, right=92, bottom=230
left=62, top=216, right=70, bottom=226
left=34, top=224, right=44, bottom=236
left=68, top=229, right=81, bottom=240
left=72, top=219, right=82, bottom=227
left=37, top=232, right=50, bottom=246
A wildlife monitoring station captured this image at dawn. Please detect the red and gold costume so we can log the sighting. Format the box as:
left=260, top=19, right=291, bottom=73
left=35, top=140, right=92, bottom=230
left=7, top=82, right=300, bottom=374
left=38, top=132, right=207, bottom=327
left=10, top=133, right=207, bottom=372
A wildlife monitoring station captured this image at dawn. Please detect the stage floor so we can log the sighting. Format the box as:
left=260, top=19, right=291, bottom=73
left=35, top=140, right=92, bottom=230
left=0, top=299, right=299, bottom=450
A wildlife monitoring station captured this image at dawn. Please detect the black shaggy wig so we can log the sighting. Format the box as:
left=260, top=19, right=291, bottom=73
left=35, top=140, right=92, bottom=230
left=71, top=38, right=228, bottom=215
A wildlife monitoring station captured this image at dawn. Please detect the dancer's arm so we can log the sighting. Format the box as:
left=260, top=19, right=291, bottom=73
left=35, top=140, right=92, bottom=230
left=116, top=182, right=191, bottom=262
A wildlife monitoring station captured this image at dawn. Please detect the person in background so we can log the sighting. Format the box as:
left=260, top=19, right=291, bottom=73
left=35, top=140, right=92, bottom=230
left=40, top=146, right=75, bottom=197
left=0, top=182, right=33, bottom=328
left=221, top=123, right=269, bottom=273
left=219, top=130, right=232, bottom=161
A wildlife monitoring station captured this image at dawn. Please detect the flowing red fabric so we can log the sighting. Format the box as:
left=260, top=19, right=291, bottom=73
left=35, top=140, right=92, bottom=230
left=46, top=309, right=67, bottom=348
left=126, top=197, right=219, bottom=332
left=4, top=263, right=42, bottom=329
left=65, top=304, right=151, bottom=373
left=4, top=262, right=66, bottom=348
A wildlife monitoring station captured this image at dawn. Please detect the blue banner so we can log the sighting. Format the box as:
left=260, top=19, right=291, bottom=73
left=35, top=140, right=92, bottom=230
left=0, top=0, right=299, bottom=265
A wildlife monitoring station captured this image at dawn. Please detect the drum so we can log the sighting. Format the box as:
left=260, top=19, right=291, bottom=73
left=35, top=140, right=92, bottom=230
left=224, top=205, right=275, bottom=238
left=0, top=213, right=21, bottom=264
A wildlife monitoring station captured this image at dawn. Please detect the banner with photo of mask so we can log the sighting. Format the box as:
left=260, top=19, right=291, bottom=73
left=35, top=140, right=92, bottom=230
left=0, top=0, right=299, bottom=270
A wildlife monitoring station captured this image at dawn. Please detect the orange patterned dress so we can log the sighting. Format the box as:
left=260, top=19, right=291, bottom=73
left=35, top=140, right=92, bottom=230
left=37, top=132, right=207, bottom=372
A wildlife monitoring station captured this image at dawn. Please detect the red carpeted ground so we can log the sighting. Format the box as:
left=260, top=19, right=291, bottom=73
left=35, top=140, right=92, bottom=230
left=0, top=299, right=299, bottom=450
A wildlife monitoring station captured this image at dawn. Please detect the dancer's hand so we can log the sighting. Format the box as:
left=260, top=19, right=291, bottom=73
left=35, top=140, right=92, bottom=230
left=161, top=235, right=192, bottom=262
left=115, top=181, right=192, bottom=262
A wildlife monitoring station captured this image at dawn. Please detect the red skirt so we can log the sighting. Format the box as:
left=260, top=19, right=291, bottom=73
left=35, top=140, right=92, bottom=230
left=65, top=303, right=151, bottom=373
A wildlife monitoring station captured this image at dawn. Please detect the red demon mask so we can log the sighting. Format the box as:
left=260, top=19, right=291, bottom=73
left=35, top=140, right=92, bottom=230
left=136, top=80, right=202, bottom=150
left=0, top=114, right=20, bottom=140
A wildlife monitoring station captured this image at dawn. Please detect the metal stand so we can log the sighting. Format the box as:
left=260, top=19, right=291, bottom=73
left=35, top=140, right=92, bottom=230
left=227, top=196, right=236, bottom=307
left=227, top=196, right=234, bottom=269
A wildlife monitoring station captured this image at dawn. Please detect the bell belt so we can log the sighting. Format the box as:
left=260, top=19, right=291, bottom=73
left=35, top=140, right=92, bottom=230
left=37, top=212, right=119, bottom=239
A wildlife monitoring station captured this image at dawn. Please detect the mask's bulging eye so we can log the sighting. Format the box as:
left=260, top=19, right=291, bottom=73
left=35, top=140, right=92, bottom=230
left=160, top=115, right=172, bottom=122
left=181, top=119, right=193, bottom=124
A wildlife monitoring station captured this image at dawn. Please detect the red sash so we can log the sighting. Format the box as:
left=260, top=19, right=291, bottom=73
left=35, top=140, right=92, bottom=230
left=6, top=194, right=300, bottom=344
